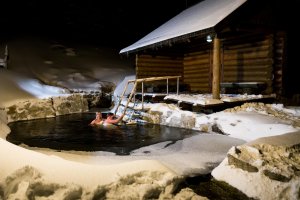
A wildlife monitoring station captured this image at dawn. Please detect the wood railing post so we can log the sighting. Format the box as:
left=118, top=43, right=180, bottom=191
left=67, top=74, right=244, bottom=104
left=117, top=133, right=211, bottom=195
left=142, top=81, right=144, bottom=110
left=177, top=77, right=179, bottom=95
left=167, top=78, right=169, bottom=95
left=212, top=36, right=221, bottom=99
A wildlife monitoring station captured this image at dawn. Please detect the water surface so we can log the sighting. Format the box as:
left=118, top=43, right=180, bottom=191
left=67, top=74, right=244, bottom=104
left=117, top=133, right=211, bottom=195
left=7, top=113, right=198, bottom=155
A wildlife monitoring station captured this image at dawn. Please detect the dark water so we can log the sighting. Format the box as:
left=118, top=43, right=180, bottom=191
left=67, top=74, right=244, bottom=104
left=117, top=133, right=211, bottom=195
left=6, top=113, right=198, bottom=155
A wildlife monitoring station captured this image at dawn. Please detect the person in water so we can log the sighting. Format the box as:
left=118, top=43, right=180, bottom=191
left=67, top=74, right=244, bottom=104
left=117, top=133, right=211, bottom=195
left=104, top=112, right=125, bottom=125
left=89, top=112, right=104, bottom=125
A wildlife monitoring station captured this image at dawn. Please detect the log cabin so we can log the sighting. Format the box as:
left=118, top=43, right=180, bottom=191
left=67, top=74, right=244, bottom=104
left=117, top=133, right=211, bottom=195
left=119, top=0, right=299, bottom=105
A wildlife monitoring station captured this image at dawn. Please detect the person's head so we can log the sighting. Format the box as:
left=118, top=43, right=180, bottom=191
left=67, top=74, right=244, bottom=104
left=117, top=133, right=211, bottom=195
left=96, top=112, right=102, bottom=119
left=107, top=113, right=114, bottom=119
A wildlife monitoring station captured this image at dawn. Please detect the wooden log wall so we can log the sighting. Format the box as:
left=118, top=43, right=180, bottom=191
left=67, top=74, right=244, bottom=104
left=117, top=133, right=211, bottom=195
left=134, top=32, right=286, bottom=95
left=273, top=32, right=286, bottom=96
left=183, top=50, right=211, bottom=92
left=136, top=54, right=183, bottom=92
left=222, top=34, right=274, bottom=94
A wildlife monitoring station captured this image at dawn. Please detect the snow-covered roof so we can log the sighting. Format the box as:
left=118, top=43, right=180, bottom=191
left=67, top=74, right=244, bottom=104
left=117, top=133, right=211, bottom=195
left=120, top=0, right=247, bottom=54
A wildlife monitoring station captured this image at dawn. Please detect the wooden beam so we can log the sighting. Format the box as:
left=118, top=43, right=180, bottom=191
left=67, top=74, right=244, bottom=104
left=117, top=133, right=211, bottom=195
left=212, top=36, right=221, bottom=99
left=128, top=76, right=181, bottom=83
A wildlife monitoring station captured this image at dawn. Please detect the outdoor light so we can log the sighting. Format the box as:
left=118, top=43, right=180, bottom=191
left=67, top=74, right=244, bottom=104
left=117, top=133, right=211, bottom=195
left=206, top=35, right=212, bottom=43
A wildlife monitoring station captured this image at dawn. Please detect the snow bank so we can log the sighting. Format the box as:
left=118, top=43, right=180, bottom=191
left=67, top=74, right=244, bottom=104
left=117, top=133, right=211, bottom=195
left=212, top=131, right=300, bottom=200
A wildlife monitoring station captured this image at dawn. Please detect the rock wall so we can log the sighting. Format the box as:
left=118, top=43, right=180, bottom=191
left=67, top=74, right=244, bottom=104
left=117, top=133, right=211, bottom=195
left=53, top=94, right=88, bottom=116
left=4, top=94, right=88, bottom=123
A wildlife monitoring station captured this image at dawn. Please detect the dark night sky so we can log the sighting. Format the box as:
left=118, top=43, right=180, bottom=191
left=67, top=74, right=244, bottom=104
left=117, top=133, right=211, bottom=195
left=0, top=0, right=299, bottom=95
left=0, top=0, right=202, bottom=48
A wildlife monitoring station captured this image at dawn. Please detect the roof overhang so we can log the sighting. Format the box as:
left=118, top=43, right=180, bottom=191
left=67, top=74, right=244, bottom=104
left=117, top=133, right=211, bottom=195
left=120, top=0, right=247, bottom=55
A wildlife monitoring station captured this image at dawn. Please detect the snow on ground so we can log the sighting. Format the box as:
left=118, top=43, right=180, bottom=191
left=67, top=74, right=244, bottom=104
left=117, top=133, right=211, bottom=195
left=209, top=103, right=300, bottom=199
left=164, top=93, right=276, bottom=106
left=0, top=37, right=299, bottom=199
left=195, top=108, right=298, bottom=141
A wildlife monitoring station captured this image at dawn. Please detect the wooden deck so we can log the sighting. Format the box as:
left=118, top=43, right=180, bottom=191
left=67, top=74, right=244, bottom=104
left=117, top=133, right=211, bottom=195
left=134, top=93, right=276, bottom=113
left=115, top=76, right=275, bottom=115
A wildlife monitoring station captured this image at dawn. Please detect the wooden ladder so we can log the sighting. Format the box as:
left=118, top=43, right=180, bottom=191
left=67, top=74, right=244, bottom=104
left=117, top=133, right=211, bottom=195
left=114, top=76, right=181, bottom=116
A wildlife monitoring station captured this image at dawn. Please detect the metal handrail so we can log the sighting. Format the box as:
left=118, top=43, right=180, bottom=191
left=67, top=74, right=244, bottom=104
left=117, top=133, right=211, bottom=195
left=115, top=76, right=181, bottom=115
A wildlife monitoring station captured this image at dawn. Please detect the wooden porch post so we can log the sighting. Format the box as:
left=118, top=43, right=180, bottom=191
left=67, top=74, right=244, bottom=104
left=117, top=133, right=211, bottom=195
left=212, top=36, right=221, bottom=99
left=135, top=54, right=138, bottom=76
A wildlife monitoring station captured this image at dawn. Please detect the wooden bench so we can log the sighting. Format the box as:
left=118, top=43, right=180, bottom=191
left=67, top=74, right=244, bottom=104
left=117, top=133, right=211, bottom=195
left=220, top=82, right=267, bottom=94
